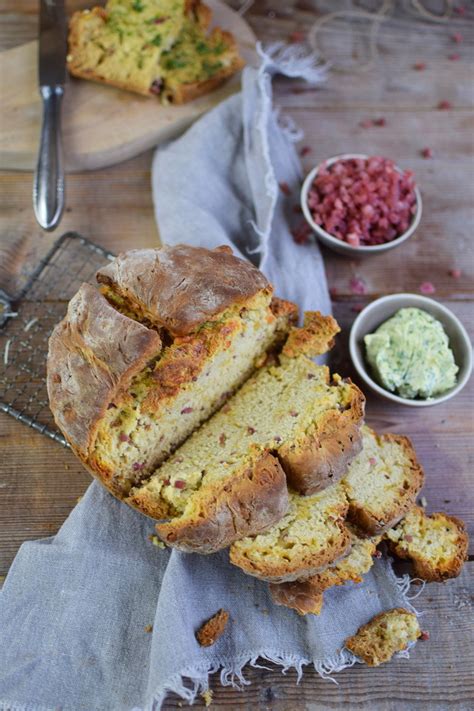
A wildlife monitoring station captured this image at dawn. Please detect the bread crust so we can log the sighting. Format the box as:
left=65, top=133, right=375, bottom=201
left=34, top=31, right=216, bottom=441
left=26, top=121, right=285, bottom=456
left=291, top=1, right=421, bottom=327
left=278, top=380, right=365, bottom=495
left=46, top=283, right=162, bottom=464
left=96, top=245, right=271, bottom=337
left=153, top=451, right=290, bottom=553
left=386, top=506, right=469, bottom=582
left=345, top=433, right=424, bottom=535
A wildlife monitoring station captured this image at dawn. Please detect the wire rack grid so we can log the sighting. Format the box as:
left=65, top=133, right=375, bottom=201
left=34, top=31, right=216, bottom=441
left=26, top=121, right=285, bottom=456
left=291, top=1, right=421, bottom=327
left=0, top=232, right=115, bottom=445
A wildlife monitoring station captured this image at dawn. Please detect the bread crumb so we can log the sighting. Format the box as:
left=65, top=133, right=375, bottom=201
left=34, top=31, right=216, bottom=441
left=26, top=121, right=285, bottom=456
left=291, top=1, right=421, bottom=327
left=148, top=534, right=166, bottom=549
left=65, top=464, right=70, bottom=470
left=76, top=495, right=83, bottom=504
left=201, top=689, right=213, bottom=707
left=196, top=609, right=229, bottom=647
left=144, top=624, right=153, bottom=633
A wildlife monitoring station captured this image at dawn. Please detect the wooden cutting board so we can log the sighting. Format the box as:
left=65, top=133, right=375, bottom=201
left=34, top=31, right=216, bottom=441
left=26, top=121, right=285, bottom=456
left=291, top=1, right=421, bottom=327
left=0, top=0, right=256, bottom=172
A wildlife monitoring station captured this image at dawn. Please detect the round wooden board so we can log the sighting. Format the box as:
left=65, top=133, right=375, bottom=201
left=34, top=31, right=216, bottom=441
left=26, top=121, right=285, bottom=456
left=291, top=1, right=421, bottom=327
left=0, top=0, right=257, bottom=172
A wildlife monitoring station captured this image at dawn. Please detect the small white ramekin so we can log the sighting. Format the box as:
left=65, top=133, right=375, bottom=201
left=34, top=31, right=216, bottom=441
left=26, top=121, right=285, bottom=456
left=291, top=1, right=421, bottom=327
left=300, top=153, right=422, bottom=257
left=349, top=293, right=472, bottom=407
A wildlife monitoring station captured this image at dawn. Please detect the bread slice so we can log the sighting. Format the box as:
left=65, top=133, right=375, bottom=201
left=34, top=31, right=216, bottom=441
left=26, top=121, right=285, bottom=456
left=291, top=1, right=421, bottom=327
left=229, top=484, right=351, bottom=582
left=270, top=529, right=381, bottom=615
left=67, top=0, right=244, bottom=103
left=341, top=426, right=424, bottom=535
left=128, top=328, right=364, bottom=552
left=345, top=608, right=421, bottom=667
left=47, top=245, right=297, bottom=498
left=385, top=506, right=469, bottom=582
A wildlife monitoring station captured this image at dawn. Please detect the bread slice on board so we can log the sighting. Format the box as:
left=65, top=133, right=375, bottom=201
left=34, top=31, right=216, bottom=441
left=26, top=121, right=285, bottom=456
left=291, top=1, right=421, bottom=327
left=68, top=1, right=244, bottom=103
left=385, top=506, right=469, bottom=582
left=341, top=426, right=424, bottom=535
left=345, top=608, right=421, bottom=667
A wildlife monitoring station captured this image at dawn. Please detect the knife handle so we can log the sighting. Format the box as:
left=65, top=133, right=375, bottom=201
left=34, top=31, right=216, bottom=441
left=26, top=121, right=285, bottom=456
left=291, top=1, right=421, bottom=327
left=33, top=85, right=65, bottom=232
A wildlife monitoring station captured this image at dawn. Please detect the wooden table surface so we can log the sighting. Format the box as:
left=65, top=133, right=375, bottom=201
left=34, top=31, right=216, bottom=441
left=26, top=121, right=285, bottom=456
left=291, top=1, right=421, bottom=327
left=0, top=2, right=473, bottom=709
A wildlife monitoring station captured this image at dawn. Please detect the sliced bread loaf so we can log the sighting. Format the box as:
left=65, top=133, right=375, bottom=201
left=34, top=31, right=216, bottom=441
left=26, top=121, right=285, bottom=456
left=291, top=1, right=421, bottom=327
left=385, top=506, right=469, bottom=582
left=128, top=325, right=364, bottom=552
left=229, top=484, right=351, bottom=582
left=47, top=245, right=297, bottom=498
left=342, top=426, right=424, bottom=535
left=345, top=608, right=421, bottom=667
left=68, top=1, right=244, bottom=103
left=270, top=529, right=381, bottom=615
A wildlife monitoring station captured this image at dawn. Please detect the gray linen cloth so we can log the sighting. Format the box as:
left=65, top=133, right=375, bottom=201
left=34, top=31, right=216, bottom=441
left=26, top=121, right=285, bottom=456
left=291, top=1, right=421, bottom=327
left=0, top=46, right=418, bottom=711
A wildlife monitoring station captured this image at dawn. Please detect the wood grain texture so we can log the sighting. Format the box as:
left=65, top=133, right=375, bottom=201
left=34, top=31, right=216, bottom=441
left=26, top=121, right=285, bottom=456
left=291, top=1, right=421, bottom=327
left=0, top=1, right=473, bottom=709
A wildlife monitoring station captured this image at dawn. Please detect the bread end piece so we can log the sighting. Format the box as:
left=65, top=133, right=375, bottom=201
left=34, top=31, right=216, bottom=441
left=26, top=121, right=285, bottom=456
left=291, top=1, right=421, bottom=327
left=345, top=608, right=421, bottom=667
left=385, top=506, right=469, bottom=582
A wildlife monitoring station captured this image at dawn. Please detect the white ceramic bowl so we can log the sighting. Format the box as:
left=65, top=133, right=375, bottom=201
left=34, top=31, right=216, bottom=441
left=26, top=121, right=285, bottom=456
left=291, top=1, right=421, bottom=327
left=300, top=153, right=423, bottom=257
left=349, top=294, right=472, bottom=407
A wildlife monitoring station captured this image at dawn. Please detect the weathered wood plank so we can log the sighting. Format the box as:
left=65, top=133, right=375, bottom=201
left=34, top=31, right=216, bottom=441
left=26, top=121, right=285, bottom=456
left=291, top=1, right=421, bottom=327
left=161, top=563, right=474, bottom=709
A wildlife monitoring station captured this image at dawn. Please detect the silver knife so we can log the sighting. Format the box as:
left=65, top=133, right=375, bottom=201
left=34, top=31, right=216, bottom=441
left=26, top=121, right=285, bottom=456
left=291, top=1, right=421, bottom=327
left=33, top=0, right=67, bottom=232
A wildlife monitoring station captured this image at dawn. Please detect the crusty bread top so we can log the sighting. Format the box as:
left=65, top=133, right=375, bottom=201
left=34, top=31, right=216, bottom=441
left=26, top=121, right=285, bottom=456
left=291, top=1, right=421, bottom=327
left=96, top=245, right=271, bottom=337
left=47, top=283, right=162, bottom=455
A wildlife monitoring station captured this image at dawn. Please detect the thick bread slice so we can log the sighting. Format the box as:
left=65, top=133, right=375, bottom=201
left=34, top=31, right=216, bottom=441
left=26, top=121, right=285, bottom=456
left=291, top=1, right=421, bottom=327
left=157, top=448, right=289, bottom=553
left=47, top=245, right=297, bottom=497
left=128, top=347, right=364, bottom=551
left=385, top=506, right=469, bottom=582
left=342, top=426, right=424, bottom=535
left=345, top=608, right=421, bottom=667
left=270, top=530, right=381, bottom=615
left=229, top=484, right=351, bottom=583
left=68, top=1, right=243, bottom=103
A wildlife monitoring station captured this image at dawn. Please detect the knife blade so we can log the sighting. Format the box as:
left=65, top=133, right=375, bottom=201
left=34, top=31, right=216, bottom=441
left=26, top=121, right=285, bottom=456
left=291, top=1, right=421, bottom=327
left=33, top=0, right=67, bottom=232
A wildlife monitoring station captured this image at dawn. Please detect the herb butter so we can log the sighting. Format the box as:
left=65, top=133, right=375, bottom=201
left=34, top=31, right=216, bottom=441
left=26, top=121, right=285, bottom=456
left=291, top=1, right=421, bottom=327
left=364, top=307, right=458, bottom=399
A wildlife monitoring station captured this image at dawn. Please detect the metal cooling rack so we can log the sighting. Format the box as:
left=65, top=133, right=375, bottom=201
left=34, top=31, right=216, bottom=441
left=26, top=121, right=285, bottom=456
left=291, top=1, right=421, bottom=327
left=0, top=232, right=115, bottom=445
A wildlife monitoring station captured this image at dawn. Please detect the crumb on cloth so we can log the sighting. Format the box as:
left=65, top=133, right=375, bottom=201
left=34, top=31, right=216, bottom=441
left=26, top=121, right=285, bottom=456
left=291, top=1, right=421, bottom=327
left=196, top=609, right=229, bottom=647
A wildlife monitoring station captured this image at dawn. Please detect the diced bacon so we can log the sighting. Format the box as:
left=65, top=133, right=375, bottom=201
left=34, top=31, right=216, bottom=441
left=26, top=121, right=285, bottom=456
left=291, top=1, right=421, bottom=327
left=419, top=281, right=436, bottom=295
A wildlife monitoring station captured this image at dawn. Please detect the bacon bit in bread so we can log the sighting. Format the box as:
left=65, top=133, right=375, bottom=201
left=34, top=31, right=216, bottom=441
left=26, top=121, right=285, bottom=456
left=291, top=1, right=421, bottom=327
left=119, top=432, right=130, bottom=443
left=107, top=402, right=117, bottom=409
left=419, top=281, right=436, bottom=294
left=247, top=426, right=256, bottom=435
left=449, top=268, right=462, bottom=278
left=421, top=147, right=434, bottom=158
left=413, top=62, right=427, bottom=70
left=181, top=407, right=193, bottom=414
left=404, top=535, right=414, bottom=542
left=279, top=182, right=291, bottom=196
left=289, top=410, right=298, bottom=417
left=196, top=609, right=229, bottom=647
left=174, top=479, right=186, bottom=489
left=133, top=462, right=145, bottom=471
left=438, top=100, right=453, bottom=110
left=369, top=457, right=377, bottom=466
left=219, top=433, right=227, bottom=446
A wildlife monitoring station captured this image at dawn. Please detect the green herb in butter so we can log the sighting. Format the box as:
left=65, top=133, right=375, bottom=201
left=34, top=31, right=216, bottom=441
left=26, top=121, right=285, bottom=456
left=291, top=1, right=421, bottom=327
left=364, top=307, right=458, bottom=399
